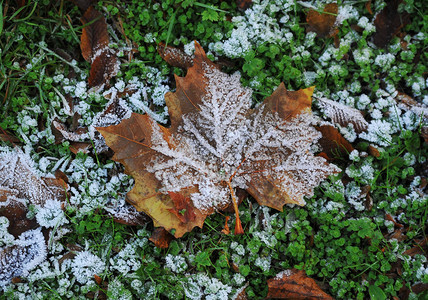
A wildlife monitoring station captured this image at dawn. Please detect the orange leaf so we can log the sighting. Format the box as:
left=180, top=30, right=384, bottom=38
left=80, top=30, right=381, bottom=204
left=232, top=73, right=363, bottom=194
left=306, top=3, right=339, bottom=38
left=221, top=216, right=231, bottom=235
left=94, top=274, right=102, bottom=285
left=267, top=269, right=334, bottom=299
left=97, top=42, right=339, bottom=237
left=149, top=227, right=174, bottom=248
left=167, top=191, right=197, bottom=223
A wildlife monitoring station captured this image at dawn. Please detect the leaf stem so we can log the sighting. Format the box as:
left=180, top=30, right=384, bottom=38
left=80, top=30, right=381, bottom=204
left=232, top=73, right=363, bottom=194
left=227, top=180, right=244, bottom=235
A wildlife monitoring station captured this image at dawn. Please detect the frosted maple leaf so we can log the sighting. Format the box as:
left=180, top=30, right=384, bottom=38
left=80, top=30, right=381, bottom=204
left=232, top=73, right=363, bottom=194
left=98, top=43, right=340, bottom=237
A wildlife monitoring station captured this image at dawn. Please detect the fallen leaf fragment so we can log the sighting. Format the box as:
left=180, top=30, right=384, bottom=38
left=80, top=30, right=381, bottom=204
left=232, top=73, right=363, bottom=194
left=221, top=216, right=231, bottom=235
left=317, top=98, right=368, bottom=133
left=306, top=3, right=339, bottom=38
left=80, top=6, right=109, bottom=63
left=158, top=43, right=194, bottom=70
left=97, top=42, right=339, bottom=237
left=149, top=227, right=174, bottom=248
left=104, top=204, right=150, bottom=226
left=236, top=0, right=252, bottom=10
left=368, top=145, right=381, bottom=158
left=403, top=237, right=428, bottom=257
left=373, top=0, right=410, bottom=48
left=316, top=125, right=355, bottom=159
left=69, top=142, right=92, bottom=154
left=52, top=118, right=89, bottom=142
left=266, top=269, right=334, bottom=299
left=79, top=5, right=118, bottom=87
left=94, top=274, right=102, bottom=285
left=365, top=0, right=373, bottom=14
left=0, top=196, right=38, bottom=238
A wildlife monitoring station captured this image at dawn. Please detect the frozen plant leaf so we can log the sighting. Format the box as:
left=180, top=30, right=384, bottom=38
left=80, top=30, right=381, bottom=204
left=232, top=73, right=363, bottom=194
left=267, top=269, right=334, bottom=299
left=97, top=43, right=339, bottom=237
left=0, top=228, right=47, bottom=288
left=317, top=97, right=368, bottom=133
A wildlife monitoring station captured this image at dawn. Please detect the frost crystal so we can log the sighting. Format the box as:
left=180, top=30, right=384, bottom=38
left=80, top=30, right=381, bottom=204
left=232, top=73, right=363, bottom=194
left=35, top=199, right=68, bottom=228
left=146, top=64, right=339, bottom=212
left=71, top=251, right=105, bottom=284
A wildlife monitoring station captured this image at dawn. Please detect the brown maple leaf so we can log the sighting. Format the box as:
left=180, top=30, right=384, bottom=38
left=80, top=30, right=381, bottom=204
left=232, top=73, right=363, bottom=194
left=97, top=43, right=339, bottom=237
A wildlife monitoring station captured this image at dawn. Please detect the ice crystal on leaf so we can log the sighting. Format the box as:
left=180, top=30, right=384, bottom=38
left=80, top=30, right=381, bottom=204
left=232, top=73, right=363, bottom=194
left=0, top=148, right=67, bottom=206
left=71, top=251, right=105, bottom=284
left=97, top=43, right=339, bottom=237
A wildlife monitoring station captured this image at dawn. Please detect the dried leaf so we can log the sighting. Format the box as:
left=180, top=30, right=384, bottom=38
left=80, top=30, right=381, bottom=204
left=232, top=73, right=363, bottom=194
left=0, top=148, right=67, bottom=206
left=158, top=43, right=194, bottom=70
left=395, top=92, right=428, bottom=120
left=88, top=49, right=119, bottom=88
left=316, top=125, right=355, bottom=159
left=94, top=274, right=102, bottom=285
left=368, top=145, right=381, bottom=158
left=69, top=142, right=92, bottom=154
left=233, top=283, right=249, bottom=300
left=97, top=43, right=339, bottom=237
left=403, top=237, right=428, bottom=257
left=373, top=0, right=410, bottom=48
left=0, top=228, right=47, bottom=287
left=267, top=269, right=334, bottom=299
left=422, top=127, right=428, bottom=144
left=236, top=0, right=252, bottom=10
left=80, top=6, right=109, bottom=63
left=52, top=118, right=89, bottom=142
left=221, top=216, right=231, bottom=235
left=80, top=6, right=118, bottom=87
left=317, top=98, right=368, bottom=133
left=0, top=196, right=38, bottom=238
left=306, top=3, right=339, bottom=38
left=104, top=204, right=150, bottom=226
left=149, top=227, right=174, bottom=248
left=365, top=0, right=373, bottom=14
left=167, top=191, right=197, bottom=223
